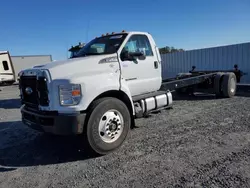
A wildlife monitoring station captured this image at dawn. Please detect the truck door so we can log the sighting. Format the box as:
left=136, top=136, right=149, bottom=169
left=118, top=34, right=162, bottom=96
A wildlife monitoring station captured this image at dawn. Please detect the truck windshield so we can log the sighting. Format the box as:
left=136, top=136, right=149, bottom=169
left=74, top=33, right=128, bottom=57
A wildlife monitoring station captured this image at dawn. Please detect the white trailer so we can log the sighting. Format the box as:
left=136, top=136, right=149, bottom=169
left=0, top=51, right=15, bottom=85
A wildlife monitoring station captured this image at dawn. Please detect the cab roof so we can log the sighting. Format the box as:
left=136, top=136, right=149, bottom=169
left=97, top=31, right=150, bottom=38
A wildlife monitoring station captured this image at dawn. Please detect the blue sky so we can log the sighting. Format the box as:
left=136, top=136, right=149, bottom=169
left=0, top=0, right=249, bottom=60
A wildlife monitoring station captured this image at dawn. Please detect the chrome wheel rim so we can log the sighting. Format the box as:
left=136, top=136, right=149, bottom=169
left=98, top=109, right=124, bottom=143
left=230, top=77, right=236, bottom=93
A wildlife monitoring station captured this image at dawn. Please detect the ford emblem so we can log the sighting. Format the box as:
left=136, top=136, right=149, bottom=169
left=25, top=87, right=33, bottom=95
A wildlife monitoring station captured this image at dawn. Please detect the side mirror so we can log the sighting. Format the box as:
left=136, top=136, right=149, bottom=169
left=121, top=51, right=146, bottom=61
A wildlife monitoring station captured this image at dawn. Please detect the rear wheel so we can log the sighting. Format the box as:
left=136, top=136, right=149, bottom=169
left=84, top=97, right=131, bottom=155
left=214, top=72, right=224, bottom=97
left=221, top=73, right=237, bottom=98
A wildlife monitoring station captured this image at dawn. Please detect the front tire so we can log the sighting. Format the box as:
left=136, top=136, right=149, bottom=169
left=85, top=97, right=131, bottom=155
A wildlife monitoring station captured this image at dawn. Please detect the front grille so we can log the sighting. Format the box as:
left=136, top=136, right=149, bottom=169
left=19, top=75, right=49, bottom=107
left=20, top=76, right=38, bottom=106
left=37, top=77, right=49, bottom=106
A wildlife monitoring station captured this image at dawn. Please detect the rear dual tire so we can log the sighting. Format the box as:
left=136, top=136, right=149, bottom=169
left=84, top=97, right=131, bottom=155
left=214, top=72, right=237, bottom=98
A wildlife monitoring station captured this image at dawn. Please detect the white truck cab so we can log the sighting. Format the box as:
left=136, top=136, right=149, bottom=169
left=18, top=30, right=238, bottom=155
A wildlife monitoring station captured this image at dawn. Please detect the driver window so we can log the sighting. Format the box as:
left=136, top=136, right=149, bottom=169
left=122, top=35, right=153, bottom=56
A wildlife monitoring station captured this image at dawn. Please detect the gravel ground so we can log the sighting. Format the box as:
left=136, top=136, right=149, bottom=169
left=0, top=85, right=250, bottom=188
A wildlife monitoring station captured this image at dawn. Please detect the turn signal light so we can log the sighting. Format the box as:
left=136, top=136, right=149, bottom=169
left=72, top=90, right=81, bottom=96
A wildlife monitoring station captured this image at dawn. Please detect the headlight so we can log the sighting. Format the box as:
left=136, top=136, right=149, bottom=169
left=59, top=84, right=82, bottom=106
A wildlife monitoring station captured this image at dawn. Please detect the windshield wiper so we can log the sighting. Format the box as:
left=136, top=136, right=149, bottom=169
left=85, top=53, right=102, bottom=55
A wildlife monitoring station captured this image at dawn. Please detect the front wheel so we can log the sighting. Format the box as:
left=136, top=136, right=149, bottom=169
left=84, top=97, right=131, bottom=155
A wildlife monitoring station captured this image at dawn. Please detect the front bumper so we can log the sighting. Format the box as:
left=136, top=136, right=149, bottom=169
left=21, top=105, right=86, bottom=135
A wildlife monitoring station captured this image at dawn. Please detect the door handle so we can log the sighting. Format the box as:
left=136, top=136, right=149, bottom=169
left=154, top=61, right=158, bottom=69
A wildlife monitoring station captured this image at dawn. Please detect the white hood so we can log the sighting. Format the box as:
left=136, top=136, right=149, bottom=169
left=33, top=54, right=118, bottom=80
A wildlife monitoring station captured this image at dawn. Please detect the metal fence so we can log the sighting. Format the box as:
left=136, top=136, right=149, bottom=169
left=161, top=42, right=250, bottom=84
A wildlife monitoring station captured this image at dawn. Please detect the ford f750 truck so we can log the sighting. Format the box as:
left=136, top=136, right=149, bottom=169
left=18, top=31, right=241, bottom=155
